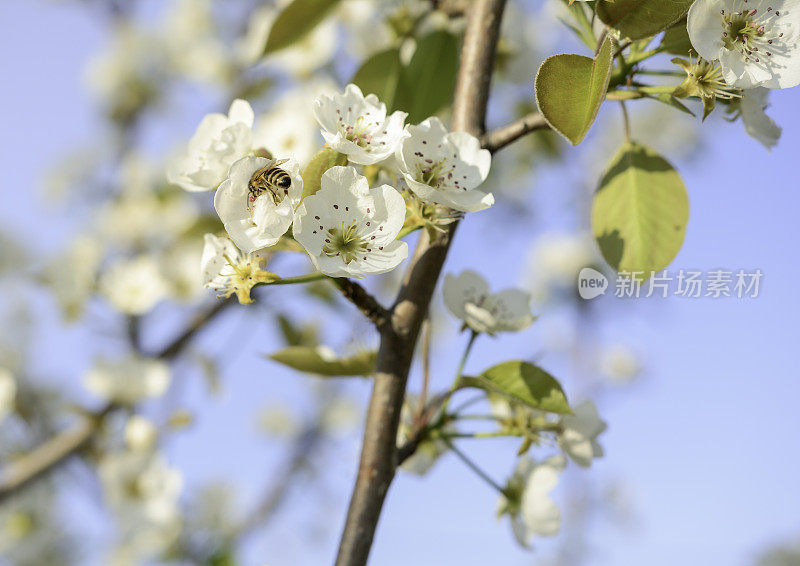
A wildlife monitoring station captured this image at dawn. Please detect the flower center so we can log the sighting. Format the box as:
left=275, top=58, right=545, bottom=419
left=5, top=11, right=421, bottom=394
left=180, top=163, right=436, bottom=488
left=691, top=58, right=740, bottom=99
left=720, top=6, right=783, bottom=62
left=417, top=157, right=457, bottom=189
left=323, top=221, right=369, bottom=264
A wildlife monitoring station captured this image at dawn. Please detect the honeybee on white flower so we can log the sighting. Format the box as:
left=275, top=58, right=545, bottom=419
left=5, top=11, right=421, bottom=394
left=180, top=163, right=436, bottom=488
left=214, top=156, right=303, bottom=253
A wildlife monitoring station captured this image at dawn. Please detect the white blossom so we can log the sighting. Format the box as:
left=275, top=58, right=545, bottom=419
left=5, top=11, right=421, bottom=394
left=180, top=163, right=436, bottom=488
left=443, top=270, right=535, bottom=334
left=524, top=232, right=597, bottom=304
left=85, top=356, right=171, bottom=404
left=687, top=0, right=800, bottom=89
left=200, top=233, right=277, bottom=304
left=292, top=166, right=408, bottom=278
left=313, top=84, right=408, bottom=165
left=498, top=455, right=565, bottom=548
left=159, top=240, right=205, bottom=302
left=214, top=156, right=303, bottom=252
left=43, top=235, right=103, bottom=321
left=397, top=117, right=493, bottom=212
left=599, top=344, right=642, bottom=384
left=124, top=415, right=159, bottom=452
left=99, top=450, right=182, bottom=561
left=558, top=401, right=607, bottom=467
left=0, top=368, right=16, bottom=422
left=99, top=255, right=169, bottom=315
left=167, top=99, right=254, bottom=192
left=740, top=86, right=783, bottom=148
left=161, top=0, right=231, bottom=85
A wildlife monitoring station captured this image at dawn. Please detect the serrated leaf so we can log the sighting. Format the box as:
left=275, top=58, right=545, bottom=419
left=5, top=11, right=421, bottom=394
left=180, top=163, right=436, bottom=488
left=592, top=141, right=689, bottom=276
left=268, top=346, right=376, bottom=377
left=263, top=0, right=341, bottom=55
left=397, top=31, right=459, bottom=122
left=459, top=361, right=572, bottom=415
left=352, top=48, right=408, bottom=111
left=598, top=0, right=694, bottom=41
left=534, top=36, right=613, bottom=145
left=301, top=148, right=348, bottom=199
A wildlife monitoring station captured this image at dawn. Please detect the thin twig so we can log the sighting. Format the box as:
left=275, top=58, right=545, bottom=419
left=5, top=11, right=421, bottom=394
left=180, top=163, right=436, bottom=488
left=333, top=279, right=390, bottom=328
left=480, top=112, right=550, bottom=154
left=333, top=2, right=507, bottom=565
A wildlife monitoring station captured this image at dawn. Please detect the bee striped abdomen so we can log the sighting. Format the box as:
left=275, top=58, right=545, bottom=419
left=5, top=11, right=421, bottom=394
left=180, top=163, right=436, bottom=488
left=248, top=164, right=292, bottom=206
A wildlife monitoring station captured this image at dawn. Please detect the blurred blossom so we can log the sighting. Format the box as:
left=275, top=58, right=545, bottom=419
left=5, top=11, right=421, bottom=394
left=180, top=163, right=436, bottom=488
left=558, top=401, right=607, bottom=468
left=237, top=3, right=338, bottom=76
left=0, top=484, right=75, bottom=566
left=258, top=404, right=300, bottom=438
left=599, top=344, right=642, bottom=385
left=252, top=79, right=335, bottom=167
left=0, top=368, right=16, bottom=422
left=321, top=397, right=361, bottom=432
left=498, top=455, right=565, bottom=548
left=738, top=87, right=783, bottom=150
left=42, top=235, right=103, bottom=321
left=524, top=232, right=597, bottom=305
left=161, top=0, right=232, bottom=86
left=124, top=415, right=159, bottom=452
left=85, top=23, right=161, bottom=122
left=496, top=3, right=541, bottom=84
left=159, top=239, right=205, bottom=302
left=85, top=356, right=171, bottom=404
left=99, top=255, right=169, bottom=315
left=99, top=450, right=183, bottom=564
left=443, top=270, right=535, bottom=334
left=96, top=191, right=198, bottom=248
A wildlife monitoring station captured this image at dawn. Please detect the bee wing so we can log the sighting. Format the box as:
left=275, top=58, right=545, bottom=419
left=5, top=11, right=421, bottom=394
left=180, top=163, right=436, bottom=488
left=274, top=158, right=290, bottom=166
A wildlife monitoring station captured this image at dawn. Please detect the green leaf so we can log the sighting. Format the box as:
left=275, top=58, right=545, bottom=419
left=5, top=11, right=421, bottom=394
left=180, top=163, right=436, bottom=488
left=592, top=141, right=689, bottom=276
left=397, top=31, right=459, bottom=122
left=263, top=0, right=341, bottom=55
left=534, top=36, right=614, bottom=145
left=268, top=346, right=376, bottom=377
left=351, top=48, right=408, bottom=111
left=301, top=148, right=348, bottom=199
left=459, top=361, right=572, bottom=415
left=598, top=0, right=694, bottom=41
left=660, top=18, right=693, bottom=56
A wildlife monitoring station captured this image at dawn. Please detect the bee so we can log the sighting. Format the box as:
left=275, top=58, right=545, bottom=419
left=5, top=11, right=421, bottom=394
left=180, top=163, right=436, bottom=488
left=248, top=159, right=292, bottom=206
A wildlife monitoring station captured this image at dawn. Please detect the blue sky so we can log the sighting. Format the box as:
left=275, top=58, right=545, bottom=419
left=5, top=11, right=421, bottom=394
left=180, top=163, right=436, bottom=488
left=2, top=1, right=800, bottom=565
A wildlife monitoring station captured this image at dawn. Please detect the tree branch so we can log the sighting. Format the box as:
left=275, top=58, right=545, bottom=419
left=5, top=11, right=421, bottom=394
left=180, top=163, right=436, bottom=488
left=0, top=299, right=233, bottom=504
left=332, top=279, right=390, bottom=329
left=334, top=2, right=507, bottom=565
left=481, top=112, right=550, bottom=154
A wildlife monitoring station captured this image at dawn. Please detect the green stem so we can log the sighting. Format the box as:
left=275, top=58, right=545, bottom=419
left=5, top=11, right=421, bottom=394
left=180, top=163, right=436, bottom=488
left=266, top=272, right=329, bottom=286
left=454, top=330, right=478, bottom=383
left=442, top=437, right=506, bottom=495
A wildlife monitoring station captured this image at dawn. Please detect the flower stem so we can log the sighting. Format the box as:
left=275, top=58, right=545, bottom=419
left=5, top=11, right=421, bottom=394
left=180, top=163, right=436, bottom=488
left=442, top=437, right=506, bottom=495
left=266, top=272, right=329, bottom=286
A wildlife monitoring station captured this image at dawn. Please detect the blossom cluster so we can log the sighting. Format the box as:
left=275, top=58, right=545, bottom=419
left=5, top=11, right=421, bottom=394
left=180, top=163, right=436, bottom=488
left=168, top=84, right=494, bottom=300
left=682, top=0, right=800, bottom=147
